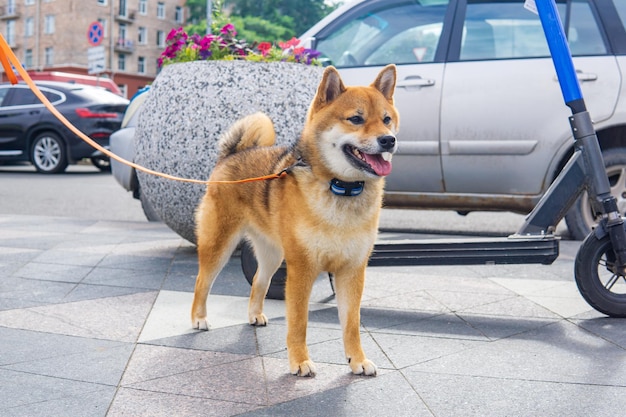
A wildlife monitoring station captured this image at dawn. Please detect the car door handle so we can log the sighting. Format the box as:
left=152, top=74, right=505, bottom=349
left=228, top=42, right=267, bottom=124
left=576, top=71, right=598, bottom=82
left=29, top=110, right=40, bottom=115
left=397, top=76, right=435, bottom=88
left=554, top=70, right=597, bottom=83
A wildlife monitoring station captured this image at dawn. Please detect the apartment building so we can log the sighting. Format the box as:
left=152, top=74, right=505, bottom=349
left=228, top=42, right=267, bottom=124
left=0, top=0, right=186, bottom=97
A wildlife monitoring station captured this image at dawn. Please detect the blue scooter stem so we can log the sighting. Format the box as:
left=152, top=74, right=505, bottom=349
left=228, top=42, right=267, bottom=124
left=535, top=0, right=585, bottom=112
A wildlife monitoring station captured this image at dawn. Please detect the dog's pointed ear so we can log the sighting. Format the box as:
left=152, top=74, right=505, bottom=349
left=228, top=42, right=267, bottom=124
left=371, top=64, right=396, bottom=103
left=312, top=66, right=346, bottom=111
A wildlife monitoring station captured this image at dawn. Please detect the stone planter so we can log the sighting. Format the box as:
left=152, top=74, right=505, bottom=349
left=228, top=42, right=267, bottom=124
left=135, top=61, right=324, bottom=243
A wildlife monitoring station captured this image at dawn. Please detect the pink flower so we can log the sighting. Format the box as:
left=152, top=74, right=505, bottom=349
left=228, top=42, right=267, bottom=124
left=278, top=37, right=300, bottom=50
left=220, top=23, right=237, bottom=36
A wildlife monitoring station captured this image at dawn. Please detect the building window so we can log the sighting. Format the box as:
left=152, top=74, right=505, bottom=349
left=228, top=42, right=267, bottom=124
left=118, top=0, right=127, bottom=17
left=25, top=0, right=36, bottom=6
left=45, top=47, right=54, bottom=66
left=7, top=0, right=16, bottom=15
left=97, top=18, right=107, bottom=37
left=139, top=0, right=147, bottom=15
left=156, top=30, right=165, bottom=48
left=97, top=0, right=107, bottom=6
left=24, top=49, right=33, bottom=68
left=138, top=56, right=145, bottom=74
left=138, top=26, right=147, bottom=44
left=118, top=23, right=127, bottom=43
left=25, top=17, right=34, bottom=37
left=175, top=6, right=184, bottom=23
left=118, top=53, right=125, bottom=71
left=157, top=2, right=165, bottom=19
left=44, top=15, right=55, bottom=34
left=6, top=20, right=15, bottom=46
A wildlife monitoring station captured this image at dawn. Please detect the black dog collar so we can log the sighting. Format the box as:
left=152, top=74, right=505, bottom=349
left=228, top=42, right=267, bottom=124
left=330, top=178, right=364, bottom=197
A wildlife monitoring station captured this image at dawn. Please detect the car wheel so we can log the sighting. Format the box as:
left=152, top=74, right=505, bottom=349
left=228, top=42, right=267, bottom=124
left=90, top=156, right=111, bottom=172
left=31, top=132, right=68, bottom=174
left=565, top=148, right=626, bottom=240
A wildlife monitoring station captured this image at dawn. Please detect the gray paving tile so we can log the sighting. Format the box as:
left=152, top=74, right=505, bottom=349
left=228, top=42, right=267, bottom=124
left=120, top=344, right=254, bottom=385
left=237, top=371, right=432, bottom=417
left=145, top=324, right=260, bottom=355
left=571, top=316, right=626, bottom=349
left=62, top=284, right=151, bottom=303
left=12, top=262, right=93, bottom=283
left=371, top=312, right=488, bottom=341
left=406, top=320, right=626, bottom=386
left=403, top=370, right=626, bottom=417
left=82, top=266, right=167, bottom=290
left=2, top=387, right=114, bottom=417
left=5, top=342, right=133, bottom=385
left=0, top=368, right=110, bottom=411
left=107, top=387, right=261, bottom=417
left=0, top=276, right=77, bottom=305
left=0, top=291, right=158, bottom=341
left=0, top=327, right=125, bottom=366
left=370, top=331, right=486, bottom=369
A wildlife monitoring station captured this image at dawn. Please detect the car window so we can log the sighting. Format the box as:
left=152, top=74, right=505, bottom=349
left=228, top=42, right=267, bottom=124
left=0, top=87, right=10, bottom=106
left=460, top=0, right=606, bottom=61
left=610, top=1, right=626, bottom=38
left=10, top=88, right=40, bottom=106
left=315, top=0, right=450, bottom=68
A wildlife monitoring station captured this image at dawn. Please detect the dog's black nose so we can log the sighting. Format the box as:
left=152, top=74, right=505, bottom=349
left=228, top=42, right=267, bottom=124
left=378, top=135, right=396, bottom=150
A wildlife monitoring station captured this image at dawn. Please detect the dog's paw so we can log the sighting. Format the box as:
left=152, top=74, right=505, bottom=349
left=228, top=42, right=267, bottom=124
left=290, top=360, right=317, bottom=377
left=248, top=313, right=268, bottom=326
left=349, top=358, right=377, bottom=376
left=192, top=317, right=210, bottom=331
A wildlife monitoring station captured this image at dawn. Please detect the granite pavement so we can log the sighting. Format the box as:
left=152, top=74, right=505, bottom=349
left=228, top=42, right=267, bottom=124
left=1, top=214, right=626, bottom=416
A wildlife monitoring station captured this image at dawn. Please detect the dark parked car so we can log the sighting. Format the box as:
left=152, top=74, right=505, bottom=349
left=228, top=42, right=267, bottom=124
left=0, top=81, right=129, bottom=173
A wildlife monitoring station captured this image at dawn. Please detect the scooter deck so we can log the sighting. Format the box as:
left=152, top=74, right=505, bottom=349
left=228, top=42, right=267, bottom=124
left=370, top=235, right=560, bottom=266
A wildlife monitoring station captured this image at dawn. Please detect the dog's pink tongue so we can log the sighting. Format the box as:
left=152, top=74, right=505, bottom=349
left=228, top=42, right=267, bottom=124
left=363, top=153, right=392, bottom=176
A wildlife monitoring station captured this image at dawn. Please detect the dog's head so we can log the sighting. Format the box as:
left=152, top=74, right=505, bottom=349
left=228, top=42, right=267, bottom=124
left=303, top=64, right=399, bottom=182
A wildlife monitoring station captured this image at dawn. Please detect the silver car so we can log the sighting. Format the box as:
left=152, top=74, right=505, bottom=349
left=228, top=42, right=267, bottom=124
left=299, top=0, right=626, bottom=239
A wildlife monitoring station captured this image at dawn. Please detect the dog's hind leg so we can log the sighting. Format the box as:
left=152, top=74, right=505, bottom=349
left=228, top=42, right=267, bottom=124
left=191, top=203, right=243, bottom=331
left=334, top=263, right=377, bottom=376
left=246, top=233, right=283, bottom=326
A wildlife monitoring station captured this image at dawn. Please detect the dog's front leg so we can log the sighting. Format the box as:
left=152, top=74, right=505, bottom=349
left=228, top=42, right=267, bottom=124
left=285, top=262, right=318, bottom=377
left=335, top=264, right=377, bottom=376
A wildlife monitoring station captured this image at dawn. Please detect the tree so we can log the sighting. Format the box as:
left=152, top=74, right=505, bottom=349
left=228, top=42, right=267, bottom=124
left=184, top=0, right=339, bottom=40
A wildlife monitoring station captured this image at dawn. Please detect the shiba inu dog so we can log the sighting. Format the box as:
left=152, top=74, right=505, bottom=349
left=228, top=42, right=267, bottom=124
left=191, top=64, right=399, bottom=377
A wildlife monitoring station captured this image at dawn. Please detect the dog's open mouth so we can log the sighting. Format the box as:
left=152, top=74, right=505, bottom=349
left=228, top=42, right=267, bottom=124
left=344, top=145, right=393, bottom=176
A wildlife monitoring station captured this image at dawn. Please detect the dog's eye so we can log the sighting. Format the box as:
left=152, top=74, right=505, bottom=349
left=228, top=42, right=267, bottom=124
left=383, top=116, right=392, bottom=125
left=347, top=115, right=364, bottom=125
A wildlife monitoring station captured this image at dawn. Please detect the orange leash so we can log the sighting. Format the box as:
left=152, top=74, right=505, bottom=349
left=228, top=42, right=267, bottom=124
left=0, top=34, right=286, bottom=185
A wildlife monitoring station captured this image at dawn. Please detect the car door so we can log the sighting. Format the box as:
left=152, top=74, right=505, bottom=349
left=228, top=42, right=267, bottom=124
left=311, top=0, right=454, bottom=193
left=0, top=85, right=45, bottom=159
left=440, top=0, right=620, bottom=196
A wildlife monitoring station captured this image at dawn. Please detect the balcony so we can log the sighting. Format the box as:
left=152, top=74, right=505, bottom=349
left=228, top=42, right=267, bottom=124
left=115, top=10, right=136, bottom=24
left=0, top=5, right=19, bottom=20
left=115, top=38, right=134, bottom=53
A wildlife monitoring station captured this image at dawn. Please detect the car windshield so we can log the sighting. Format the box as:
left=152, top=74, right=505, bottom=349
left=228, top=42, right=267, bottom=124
left=315, top=0, right=450, bottom=67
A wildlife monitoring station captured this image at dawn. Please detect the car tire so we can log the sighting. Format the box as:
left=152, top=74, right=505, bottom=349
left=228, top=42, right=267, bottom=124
left=90, top=156, right=111, bottom=172
left=31, top=132, right=68, bottom=174
left=565, top=148, right=626, bottom=240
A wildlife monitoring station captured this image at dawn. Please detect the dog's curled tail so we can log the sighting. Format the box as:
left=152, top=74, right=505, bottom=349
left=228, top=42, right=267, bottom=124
left=218, top=112, right=276, bottom=160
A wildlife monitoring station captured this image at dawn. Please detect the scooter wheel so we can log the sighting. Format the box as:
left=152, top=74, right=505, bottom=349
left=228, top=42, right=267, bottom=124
left=575, top=232, right=626, bottom=317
